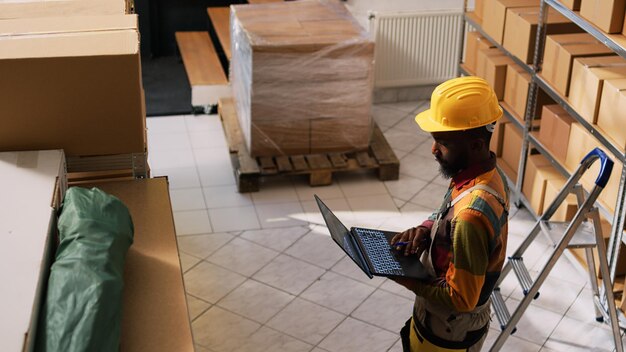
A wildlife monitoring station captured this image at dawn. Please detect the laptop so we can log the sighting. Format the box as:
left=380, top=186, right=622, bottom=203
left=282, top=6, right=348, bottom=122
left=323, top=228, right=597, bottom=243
left=315, top=195, right=429, bottom=280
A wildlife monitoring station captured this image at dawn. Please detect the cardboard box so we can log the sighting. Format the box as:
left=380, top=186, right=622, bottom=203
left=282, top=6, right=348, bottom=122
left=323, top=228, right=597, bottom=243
left=538, top=104, right=576, bottom=161
left=80, top=178, right=194, bottom=352
left=597, top=78, right=626, bottom=150
left=0, top=16, right=145, bottom=157
left=1, top=150, right=66, bottom=352
left=503, top=64, right=555, bottom=120
left=310, top=117, right=372, bottom=154
left=561, top=0, right=582, bottom=10
left=230, top=0, right=374, bottom=156
left=564, top=121, right=602, bottom=173
left=579, top=216, right=626, bottom=302
left=504, top=63, right=531, bottom=120
left=498, top=156, right=518, bottom=181
left=476, top=47, right=515, bottom=100
left=482, top=0, right=540, bottom=44
left=564, top=122, right=622, bottom=212
left=503, top=6, right=581, bottom=64
left=464, top=31, right=495, bottom=73
left=475, top=0, right=485, bottom=19
left=580, top=0, right=626, bottom=34
left=569, top=55, right=626, bottom=124
left=541, top=33, right=615, bottom=96
left=0, top=0, right=130, bottom=19
left=250, top=119, right=311, bottom=156
left=522, top=153, right=553, bottom=214
left=584, top=217, right=626, bottom=279
left=490, top=119, right=511, bottom=156
left=599, top=156, right=624, bottom=216
left=543, top=173, right=579, bottom=221
left=501, top=122, right=524, bottom=177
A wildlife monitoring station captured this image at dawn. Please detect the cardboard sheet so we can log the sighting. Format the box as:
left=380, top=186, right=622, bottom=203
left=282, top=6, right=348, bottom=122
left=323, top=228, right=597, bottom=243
left=78, top=178, right=194, bottom=352
left=0, top=0, right=129, bottom=19
left=0, top=150, right=65, bottom=352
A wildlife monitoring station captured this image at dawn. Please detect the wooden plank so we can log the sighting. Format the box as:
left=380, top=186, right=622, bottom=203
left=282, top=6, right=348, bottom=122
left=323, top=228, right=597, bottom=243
left=369, top=123, right=400, bottom=165
left=218, top=98, right=242, bottom=153
left=175, top=31, right=227, bottom=85
left=237, top=149, right=260, bottom=175
left=218, top=98, right=260, bottom=174
left=275, top=156, right=293, bottom=172
left=310, top=171, right=332, bottom=186
left=259, top=157, right=278, bottom=174
left=356, top=151, right=375, bottom=167
left=247, top=0, right=283, bottom=3
left=306, top=154, right=332, bottom=170
left=291, top=155, right=308, bottom=171
left=237, top=171, right=260, bottom=192
left=378, top=163, right=399, bottom=181
left=207, top=7, right=231, bottom=60
left=329, top=153, right=347, bottom=168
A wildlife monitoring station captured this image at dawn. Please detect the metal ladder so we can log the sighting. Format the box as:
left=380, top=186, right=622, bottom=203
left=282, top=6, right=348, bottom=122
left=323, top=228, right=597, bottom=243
left=490, top=148, right=623, bottom=351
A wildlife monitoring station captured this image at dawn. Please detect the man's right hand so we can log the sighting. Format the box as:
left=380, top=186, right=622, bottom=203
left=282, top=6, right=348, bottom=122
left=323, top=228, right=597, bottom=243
left=390, top=226, right=430, bottom=257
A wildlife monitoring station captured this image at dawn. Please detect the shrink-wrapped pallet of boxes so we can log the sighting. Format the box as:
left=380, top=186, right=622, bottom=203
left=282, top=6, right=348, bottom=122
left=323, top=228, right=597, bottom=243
left=229, top=0, right=375, bottom=156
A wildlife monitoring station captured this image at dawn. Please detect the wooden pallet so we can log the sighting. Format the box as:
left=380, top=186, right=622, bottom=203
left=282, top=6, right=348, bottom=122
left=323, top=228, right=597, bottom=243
left=218, top=98, right=399, bottom=192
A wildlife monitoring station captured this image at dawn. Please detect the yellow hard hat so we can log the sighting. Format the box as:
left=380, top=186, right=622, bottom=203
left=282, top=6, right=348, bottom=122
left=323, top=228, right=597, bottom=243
left=415, top=76, right=503, bottom=132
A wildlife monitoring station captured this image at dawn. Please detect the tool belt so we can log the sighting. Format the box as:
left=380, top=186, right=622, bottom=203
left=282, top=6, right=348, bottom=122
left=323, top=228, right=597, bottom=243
left=401, top=316, right=488, bottom=352
left=401, top=298, right=490, bottom=352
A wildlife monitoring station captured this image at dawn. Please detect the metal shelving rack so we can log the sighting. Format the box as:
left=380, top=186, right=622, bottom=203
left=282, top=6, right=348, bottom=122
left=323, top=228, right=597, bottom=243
left=459, top=0, right=626, bottom=347
left=533, top=0, right=626, bottom=287
left=460, top=0, right=626, bottom=277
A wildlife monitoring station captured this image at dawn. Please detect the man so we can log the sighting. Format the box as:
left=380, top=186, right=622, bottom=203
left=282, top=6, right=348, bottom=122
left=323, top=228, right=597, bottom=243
left=390, top=76, right=509, bottom=352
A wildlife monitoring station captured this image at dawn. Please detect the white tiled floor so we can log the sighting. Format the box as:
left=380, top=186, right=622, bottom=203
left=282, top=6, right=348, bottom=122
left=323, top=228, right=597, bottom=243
left=147, top=101, right=620, bottom=352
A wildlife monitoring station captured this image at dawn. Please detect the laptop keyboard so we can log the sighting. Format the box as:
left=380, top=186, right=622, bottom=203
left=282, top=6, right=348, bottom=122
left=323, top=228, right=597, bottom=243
left=354, top=228, right=404, bottom=276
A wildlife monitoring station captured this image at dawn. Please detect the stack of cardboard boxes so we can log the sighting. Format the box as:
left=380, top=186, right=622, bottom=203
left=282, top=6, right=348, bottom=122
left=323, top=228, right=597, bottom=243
left=538, top=32, right=626, bottom=215
left=466, top=0, right=626, bottom=214
left=0, top=2, right=193, bottom=351
left=0, top=14, right=146, bottom=159
left=229, top=0, right=375, bottom=157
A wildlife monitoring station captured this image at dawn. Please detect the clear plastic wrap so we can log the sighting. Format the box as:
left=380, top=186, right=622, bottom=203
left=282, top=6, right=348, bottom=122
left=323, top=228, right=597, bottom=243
left=230, top=0, right=375, bottom=157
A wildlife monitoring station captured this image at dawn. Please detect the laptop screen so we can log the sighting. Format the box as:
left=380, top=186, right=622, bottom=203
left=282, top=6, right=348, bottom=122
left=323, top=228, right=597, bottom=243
left=314, top=195, right=368, bottom=274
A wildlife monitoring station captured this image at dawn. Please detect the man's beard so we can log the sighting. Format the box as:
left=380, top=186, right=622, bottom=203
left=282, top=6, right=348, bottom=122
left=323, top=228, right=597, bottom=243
left=436, top=154, right=468, bottom=179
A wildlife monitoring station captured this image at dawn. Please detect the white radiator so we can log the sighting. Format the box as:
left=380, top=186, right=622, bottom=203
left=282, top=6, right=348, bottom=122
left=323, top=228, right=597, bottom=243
left=369, top=9, right=464, bottom=88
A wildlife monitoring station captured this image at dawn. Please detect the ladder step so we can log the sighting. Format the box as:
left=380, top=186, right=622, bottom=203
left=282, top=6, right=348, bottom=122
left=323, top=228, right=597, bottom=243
left=491, top=288, right=517, bottom=334
left=539, top=220, right=597, bottom=248
left=509, top=256, right=540, bottom=299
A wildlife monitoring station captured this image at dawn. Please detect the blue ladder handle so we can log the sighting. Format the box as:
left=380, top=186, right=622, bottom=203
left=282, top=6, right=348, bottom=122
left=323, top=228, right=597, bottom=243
left=581, top=148, right=614, bottom=188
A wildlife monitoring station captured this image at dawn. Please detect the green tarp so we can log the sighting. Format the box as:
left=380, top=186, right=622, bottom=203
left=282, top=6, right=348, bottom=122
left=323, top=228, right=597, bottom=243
left=37, top=187, right=134, bottom=352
